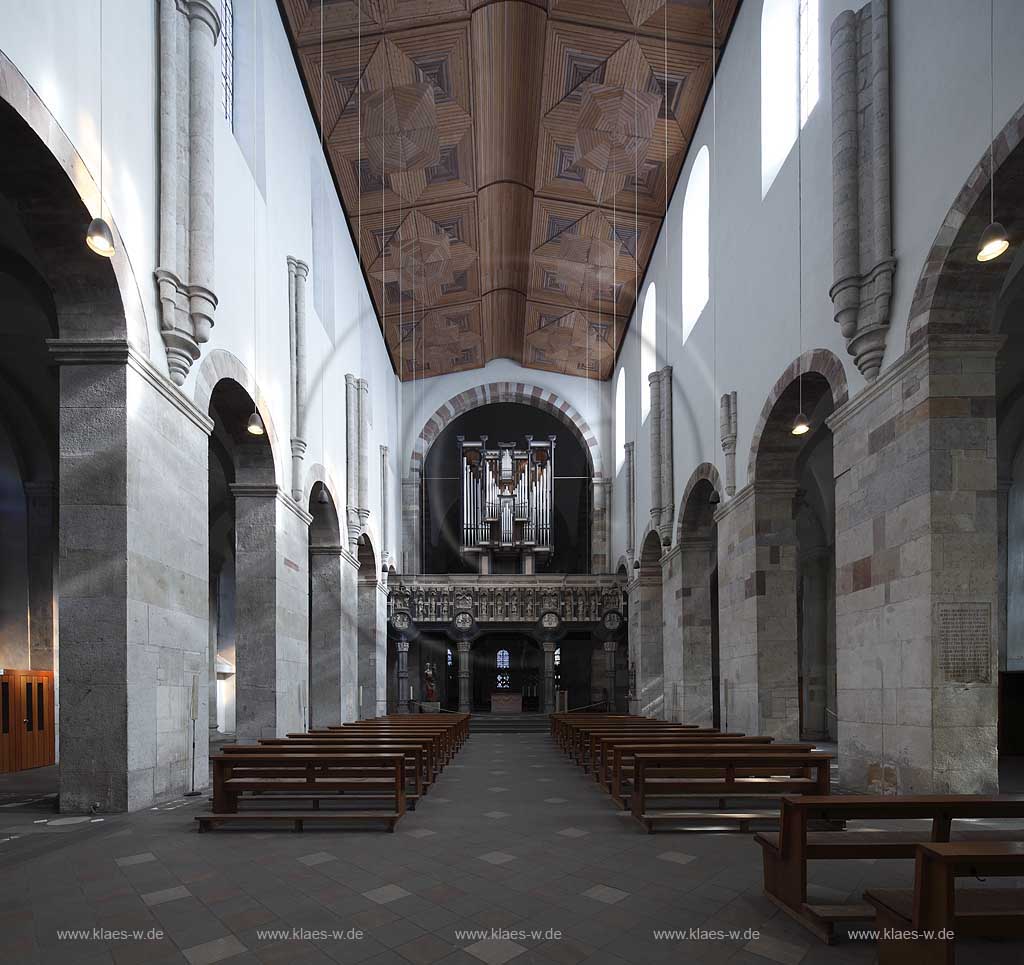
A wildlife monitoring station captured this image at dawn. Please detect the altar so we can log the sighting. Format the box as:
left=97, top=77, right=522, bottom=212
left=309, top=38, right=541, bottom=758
left=490, top=692, right=523, bottom=713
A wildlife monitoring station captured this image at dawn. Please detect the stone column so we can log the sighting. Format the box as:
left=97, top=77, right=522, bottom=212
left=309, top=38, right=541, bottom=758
left=339, top=549, right=360, bottom=721
left=309, top=545, right=344, bottom=727
left=828, top=335, right=1002, bottom=793
left=542, top=640, right=557, bottom=713
left=230, top=483, right=279, bottom=742
left=624, top=441, right=636, bottom=559
left=603, top=640, right=617, bottom=711
left=658, top=366, right=675, bottom=542
left=357, top=570, right=380, bottom=719
left=52, top=340, right=212, bottom=811
left=800, top=545, right=832, bottom=740
left=381, top=445, right=390, bottom=561
left=357, top=378, right=369, bottom=533
left=24, top=481, right=56, bottom=671
left=345, top=375, right=360, bottom=547
left=720, top=392, right=738, bottom=496
left=997, top=477, right=1011, bottom=673
left=678, top=538, right=717, bottom=728
left=287, top=257, right=309, bottom=502
left=458, top=640, right=472, bottom=713
left=591, top=478, right=611, bottom=573
left=715, top=486, right=758, bottom=736
left=649, top=370, right=662, bottom=532
left=396, top=639, right=410, bottom=714
left=207, top=568, right=218, bottom=734
left=661, top=545, right=683, bottom=720
left=628, top=564, right=664, bottom=718
left=186, top=0, right=220, bottom=345
left=403, top=470, right=421, bottom=573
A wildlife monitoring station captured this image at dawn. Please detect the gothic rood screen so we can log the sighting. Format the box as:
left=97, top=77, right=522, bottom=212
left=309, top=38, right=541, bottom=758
left=458, top=435, right=556, bottom=575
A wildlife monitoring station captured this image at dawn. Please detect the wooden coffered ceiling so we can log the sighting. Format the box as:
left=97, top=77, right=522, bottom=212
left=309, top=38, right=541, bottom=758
left=279, top=0, right=741, bottom=380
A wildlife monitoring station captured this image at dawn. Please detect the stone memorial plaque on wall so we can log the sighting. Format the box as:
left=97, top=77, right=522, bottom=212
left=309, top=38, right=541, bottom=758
left=936, top=603, right=991, bottom=683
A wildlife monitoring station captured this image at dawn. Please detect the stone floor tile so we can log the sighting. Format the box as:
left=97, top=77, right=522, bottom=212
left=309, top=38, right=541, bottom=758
left=182, top=934, right=248, bottom=965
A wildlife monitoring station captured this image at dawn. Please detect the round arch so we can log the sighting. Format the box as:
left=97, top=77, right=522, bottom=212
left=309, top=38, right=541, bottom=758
left=676, top=462, right=723, bottom=545
left=747, top=349, right=849, bottom=483
left=410, top=382, right=604, bottom=479
left=302, top=462, right=343, bottom=520
left=0, top=50, right=149, bottom=353
left=907, top=101, right=1024, bottom=349
left=195, top=350, right=283, bottom=487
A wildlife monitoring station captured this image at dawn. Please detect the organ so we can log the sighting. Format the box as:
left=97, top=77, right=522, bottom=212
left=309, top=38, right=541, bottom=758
left=458, top=434, right=555, bottom=574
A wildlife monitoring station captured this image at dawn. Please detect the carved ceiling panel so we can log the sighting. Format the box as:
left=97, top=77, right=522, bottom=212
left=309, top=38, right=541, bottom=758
left=280, top=0, right=741, bottom=380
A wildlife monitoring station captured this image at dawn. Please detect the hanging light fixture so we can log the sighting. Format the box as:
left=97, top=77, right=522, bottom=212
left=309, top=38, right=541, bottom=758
left=317, top=484, right=330, bottom=506
left=708, top=488, right=721, bottom=506
left=246, top=410, right=265, bottom=436
left=978, top=0, right=1008, bottom=263
left=86, top=217, right=115, bottom=257
left=791, top=411, right=810, bottom=436
left=87, top=0, right=114, bottom=257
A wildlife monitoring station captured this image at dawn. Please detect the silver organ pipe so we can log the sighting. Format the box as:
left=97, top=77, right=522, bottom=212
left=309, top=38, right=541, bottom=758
left=458, top=435, right=556, bottom=566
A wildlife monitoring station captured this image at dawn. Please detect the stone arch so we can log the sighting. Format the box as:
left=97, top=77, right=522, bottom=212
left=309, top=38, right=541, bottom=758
left=410, top=382, right=604, bottom=479
left=747, top=349, right=849, bottom=483
left=676, top=463, right=723, bottom=545
left=0, top=50, right=149, bottom=353
left=195, top=350, right=283, bottom=487
left=907, top=101, right=1024, bottom=349
left=302, top=462, right=343, bottom=526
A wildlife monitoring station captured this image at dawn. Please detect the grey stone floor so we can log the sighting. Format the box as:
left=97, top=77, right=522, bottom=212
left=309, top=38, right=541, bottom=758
left=1, top=734, right=1022, bottom=964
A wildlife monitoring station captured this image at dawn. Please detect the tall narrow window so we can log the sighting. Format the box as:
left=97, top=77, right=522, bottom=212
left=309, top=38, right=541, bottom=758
left=25, top=682, right=33, bottom=732
left=640, top=283, right=657, bottom=421
left=447, top=648, right=453, bottom=668
left=799, top=0, right=820, bottom=127
left=760, top=0, right=818, bottom=197
left=38, top=683, right=44, bottom=731
left=497, top=649, right=510, bottom=669
left=221, top=0, right=235, bottom=127
left=681, top=146, right=710, bottom=343
left=615, top=368, right=626, bottom=473
left=1, top=682, right=8, bottom=735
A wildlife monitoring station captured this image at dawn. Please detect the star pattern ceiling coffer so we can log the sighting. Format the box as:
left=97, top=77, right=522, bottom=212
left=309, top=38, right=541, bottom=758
left=281, top=0, right=739, bottom=380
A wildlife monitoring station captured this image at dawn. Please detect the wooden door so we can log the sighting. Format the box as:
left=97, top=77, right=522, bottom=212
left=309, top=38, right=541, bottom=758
left=0, top=676, right=12, bottom=773
left=0, top=670, right=55, bottom=773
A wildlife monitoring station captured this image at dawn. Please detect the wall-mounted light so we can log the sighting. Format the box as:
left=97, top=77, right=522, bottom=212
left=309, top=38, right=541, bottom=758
left=246, top=410, right=265, bottom=436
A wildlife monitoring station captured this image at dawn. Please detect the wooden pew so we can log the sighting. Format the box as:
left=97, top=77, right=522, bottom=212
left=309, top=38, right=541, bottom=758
left=608, top=741, right=810, bottom=809
left=550, top=713, right=641, bottom=743
left=582, top=726, right=728, bottom=773
left=595, top=733, right=767, bottom=789
left=330, top=721, right=462, bottom=763
left=322, top=723, right=454, bottom=766
left=223, top=742, right=427, bottom=808
left=865, top=841, right=1024, bottom=964
left=281, top=734, right=439, bottom=783
left=567, top=722, right=701, bottom=765
left=630, top=751, right=833, bottom=832
left=197, top=752, right=406, bottom=832
left=755, top=793, right=1024, bottom=943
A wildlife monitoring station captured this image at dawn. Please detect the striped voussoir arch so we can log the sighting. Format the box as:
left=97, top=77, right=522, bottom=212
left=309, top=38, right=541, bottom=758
left=410, top=382, right=604, bottom=479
